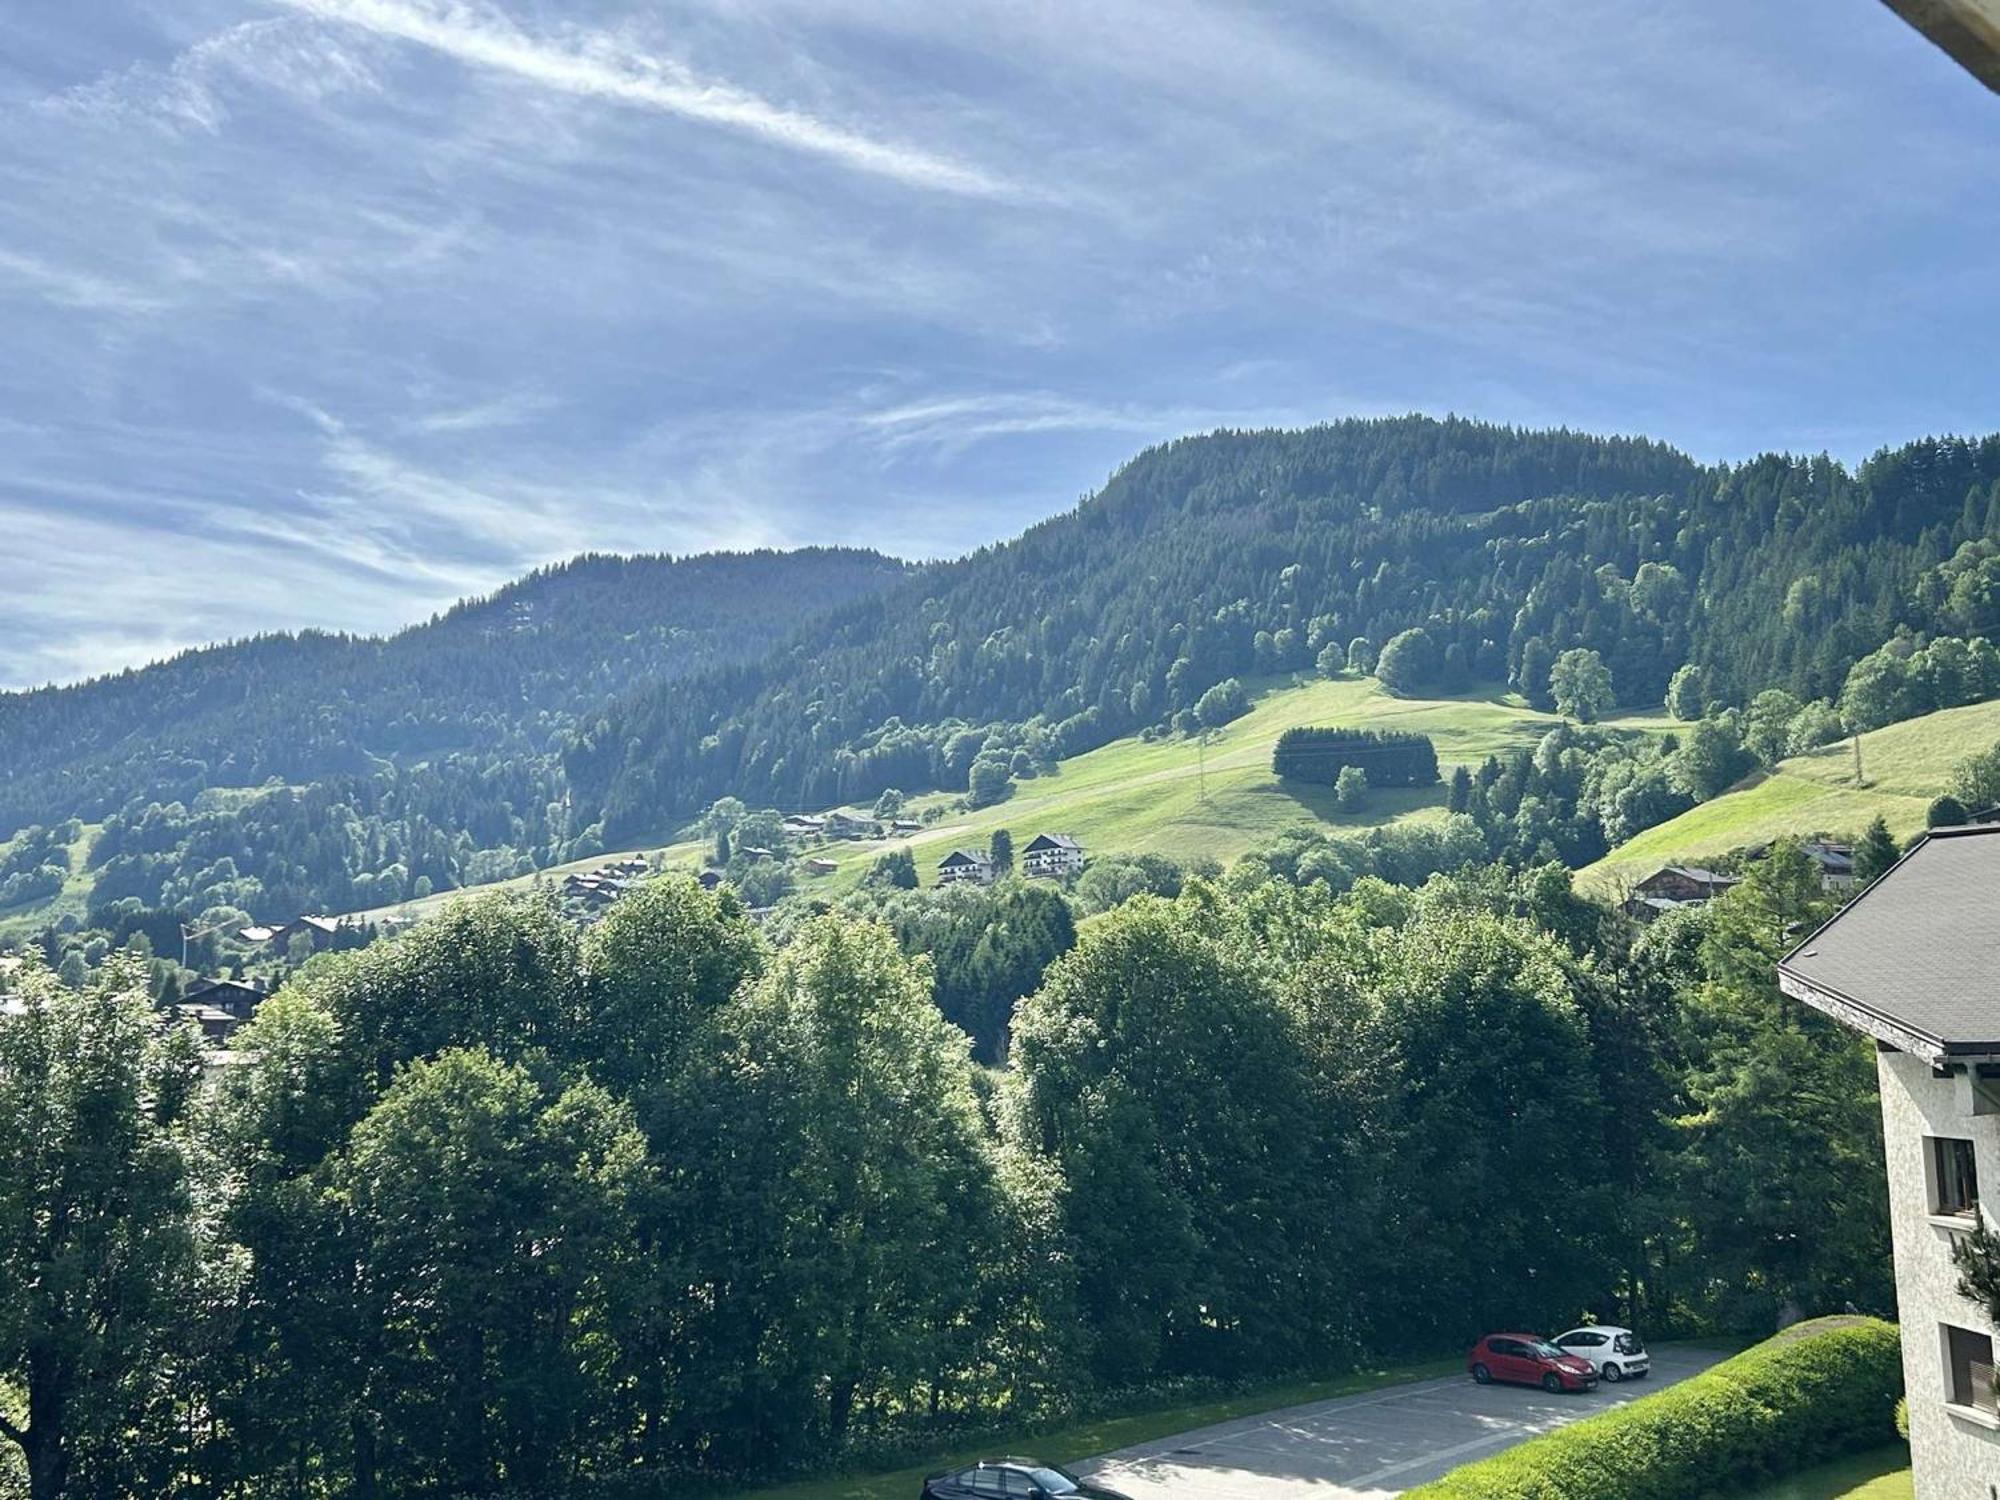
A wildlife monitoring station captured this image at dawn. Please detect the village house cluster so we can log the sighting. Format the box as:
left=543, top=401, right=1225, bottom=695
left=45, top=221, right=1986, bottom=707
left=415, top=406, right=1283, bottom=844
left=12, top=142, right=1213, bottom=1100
left=1623, top=838, right=1855, bottom=923
left=562, top=855, right=651, bottom=909
left=783, top=809, right=925, bottom=841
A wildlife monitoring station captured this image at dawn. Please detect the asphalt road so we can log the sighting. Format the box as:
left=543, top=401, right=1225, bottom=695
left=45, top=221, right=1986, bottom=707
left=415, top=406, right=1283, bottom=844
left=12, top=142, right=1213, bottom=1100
left=1076, top=1344, right=1726, bottom=1499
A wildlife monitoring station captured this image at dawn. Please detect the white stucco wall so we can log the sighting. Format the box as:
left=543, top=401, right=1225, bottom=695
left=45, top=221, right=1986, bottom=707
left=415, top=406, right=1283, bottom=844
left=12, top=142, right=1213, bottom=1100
left=1877, top=1048, right=2000, bottom=1500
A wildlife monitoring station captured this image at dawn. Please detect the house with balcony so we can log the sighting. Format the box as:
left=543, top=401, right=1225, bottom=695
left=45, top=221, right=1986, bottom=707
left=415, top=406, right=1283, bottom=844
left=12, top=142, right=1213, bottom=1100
left=936, top=849, right=994, bottom=886
left=1022, top=833, right=1084, bottom=879
left=1778, top=824, right=2000, bottom=1497
left=184, top=975, right=267, bottom=1022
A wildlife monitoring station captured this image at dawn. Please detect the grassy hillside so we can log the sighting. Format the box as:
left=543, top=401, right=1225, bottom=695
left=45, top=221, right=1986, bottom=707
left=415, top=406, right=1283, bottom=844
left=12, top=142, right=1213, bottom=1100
left=1577, top=695, right=2000, bottom=893
left=793, top=675, right=1667, bottom=892
left=0, top=822, right=98, bottom=943
left=339, top=673, right=1668, bottom=922
left=190, top=678, right=2000, bottom=926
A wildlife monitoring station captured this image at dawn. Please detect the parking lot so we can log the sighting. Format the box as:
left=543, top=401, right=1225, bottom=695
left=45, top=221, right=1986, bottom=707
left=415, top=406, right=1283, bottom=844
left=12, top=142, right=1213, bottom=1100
left=1076, top=1344, right=1725, bottom=1499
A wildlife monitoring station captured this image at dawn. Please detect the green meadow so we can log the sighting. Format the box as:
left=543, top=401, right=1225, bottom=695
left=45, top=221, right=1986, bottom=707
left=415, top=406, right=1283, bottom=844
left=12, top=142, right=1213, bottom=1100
left=795, top=675, right=1669, bottom=892
left=1578, top=694, right=2000, bottom=894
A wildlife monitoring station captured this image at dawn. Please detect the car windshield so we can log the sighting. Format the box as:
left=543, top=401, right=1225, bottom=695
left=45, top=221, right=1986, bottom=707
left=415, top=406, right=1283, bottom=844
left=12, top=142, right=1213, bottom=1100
left=1029, top=1469, right=1080, bottom=1495
left=1615, top=1333, right=1644, bottom=1354
left=1531, top=1342, right=1568, bottom=1359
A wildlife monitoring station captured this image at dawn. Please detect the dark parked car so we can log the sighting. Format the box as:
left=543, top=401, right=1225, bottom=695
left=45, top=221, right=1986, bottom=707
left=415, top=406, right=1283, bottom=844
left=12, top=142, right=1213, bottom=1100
left=1467, top=1332, right=1599, bottom=1392
left=921, top=1459, right=1130, bottom=1500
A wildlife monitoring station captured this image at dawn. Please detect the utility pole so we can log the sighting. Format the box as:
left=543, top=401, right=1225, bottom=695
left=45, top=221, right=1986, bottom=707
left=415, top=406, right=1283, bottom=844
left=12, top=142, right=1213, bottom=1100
left=1852, top=731, right=1865, bottom=787
left=179, top=916, right=238, bottom=971
left=1197, top=728, right=1209, bottom=804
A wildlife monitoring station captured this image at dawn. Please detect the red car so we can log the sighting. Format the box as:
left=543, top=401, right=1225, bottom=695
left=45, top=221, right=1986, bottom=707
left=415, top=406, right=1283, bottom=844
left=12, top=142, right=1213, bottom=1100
left=1467, top=1333, right=1599, bottom=1393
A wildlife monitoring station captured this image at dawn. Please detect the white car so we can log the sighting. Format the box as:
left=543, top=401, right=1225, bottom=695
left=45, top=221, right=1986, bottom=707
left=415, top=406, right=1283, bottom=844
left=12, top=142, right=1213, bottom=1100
left=1551, top=1325, right=1650, bottom=1382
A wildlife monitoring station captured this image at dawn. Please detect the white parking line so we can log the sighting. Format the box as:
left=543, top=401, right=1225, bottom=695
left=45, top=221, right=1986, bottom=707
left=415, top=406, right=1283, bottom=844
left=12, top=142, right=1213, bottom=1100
left=1079, top=1349, right=1727, bottom=1499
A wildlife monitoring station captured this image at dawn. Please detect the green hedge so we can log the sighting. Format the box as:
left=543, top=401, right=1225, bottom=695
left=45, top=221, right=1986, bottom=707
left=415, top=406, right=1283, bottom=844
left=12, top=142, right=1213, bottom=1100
left=1404, top=1317, right=1902, bottom=1500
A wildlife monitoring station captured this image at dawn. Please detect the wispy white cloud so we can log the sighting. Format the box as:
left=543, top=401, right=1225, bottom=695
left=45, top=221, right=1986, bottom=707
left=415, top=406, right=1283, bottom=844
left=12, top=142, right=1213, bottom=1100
left=0, top=247, right=166, bottom=315
left=856, top=392, right=1287, bottom=459
left=400, top=390, right=558, bottom=434
left=275, top=0, right=1025, bottom=199
left=2, top=0, right=1997, bottom=688
left=38, top=17, right=383, bottom=132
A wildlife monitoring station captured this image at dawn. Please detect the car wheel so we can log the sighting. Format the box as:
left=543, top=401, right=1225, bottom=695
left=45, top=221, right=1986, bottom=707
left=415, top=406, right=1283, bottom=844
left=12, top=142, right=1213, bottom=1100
left=1601, top=1362, right=1623, bottom=1383
left=1542, top=1372, right=1563, bottom=1393
left=1472, top=1363, right=1491, bottom=1384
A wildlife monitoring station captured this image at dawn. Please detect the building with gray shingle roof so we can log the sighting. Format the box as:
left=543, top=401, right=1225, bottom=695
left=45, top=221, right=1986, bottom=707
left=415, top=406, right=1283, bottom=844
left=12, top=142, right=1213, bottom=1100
left=1778, top=823, right=2000, bottom=1489
left=1780, top=825, right=2000, bottom=1063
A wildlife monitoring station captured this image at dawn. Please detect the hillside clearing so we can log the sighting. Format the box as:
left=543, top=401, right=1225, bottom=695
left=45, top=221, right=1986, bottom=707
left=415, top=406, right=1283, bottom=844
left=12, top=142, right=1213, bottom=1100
left=798, top=675, right=1668, bottom=891
left=337, top=674, right=1668, bottom=923
left=0, top=822, right=99, bottom=943
left=1577, top=694, right=2000, bottom=893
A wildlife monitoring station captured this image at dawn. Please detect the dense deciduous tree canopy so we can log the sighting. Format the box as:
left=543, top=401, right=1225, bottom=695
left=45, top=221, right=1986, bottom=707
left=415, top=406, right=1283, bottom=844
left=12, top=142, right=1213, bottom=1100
left=0, top=851, right=1895, bottom=1499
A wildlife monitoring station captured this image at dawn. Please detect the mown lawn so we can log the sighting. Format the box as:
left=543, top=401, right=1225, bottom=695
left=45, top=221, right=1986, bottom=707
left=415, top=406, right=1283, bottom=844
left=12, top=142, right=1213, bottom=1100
left=343, top=834, right=710, bottom=925
left=1738, top=1445, right=1911, bottom=1499
left=717, top=1357, right=1462, bottom=1500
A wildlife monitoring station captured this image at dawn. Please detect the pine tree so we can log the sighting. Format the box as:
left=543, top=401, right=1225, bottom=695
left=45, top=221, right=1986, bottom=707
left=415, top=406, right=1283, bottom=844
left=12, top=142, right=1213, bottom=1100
left=1447, top=764, right=1473, bottom=813
left=1854, top=816, right=1899, bottom=882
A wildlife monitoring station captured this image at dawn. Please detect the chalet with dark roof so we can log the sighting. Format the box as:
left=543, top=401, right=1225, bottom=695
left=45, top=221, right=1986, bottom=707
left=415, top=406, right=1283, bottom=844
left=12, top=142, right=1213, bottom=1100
left=1625, top=864, right=1741, bottom=922
left=937, top=849, right=994, bottom=887
left=1746, top=837, right=1856, bottom=892
left=184, top=976, right=266, bottom=1022
left=1022, top=833, right=1084, bottom=879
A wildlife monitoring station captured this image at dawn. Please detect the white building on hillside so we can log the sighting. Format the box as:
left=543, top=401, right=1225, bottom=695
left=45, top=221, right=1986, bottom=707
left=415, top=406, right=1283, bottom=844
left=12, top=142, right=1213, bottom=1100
left=1779, top=825, right=2000, bottom=1498
left=1022, top=833, right=1084, bottom=879
left=936, top=849, right=994, bottom=886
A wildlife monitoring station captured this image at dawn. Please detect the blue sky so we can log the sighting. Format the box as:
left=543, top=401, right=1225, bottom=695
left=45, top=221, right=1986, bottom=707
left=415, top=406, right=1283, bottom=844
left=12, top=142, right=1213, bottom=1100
left=2, top=0, right=1996, bottom=688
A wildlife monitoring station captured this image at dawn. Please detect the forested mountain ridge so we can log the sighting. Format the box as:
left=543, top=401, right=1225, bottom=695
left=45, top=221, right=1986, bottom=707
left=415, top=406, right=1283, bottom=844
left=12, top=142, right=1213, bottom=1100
left=0, top=549, right=907, bottom=921
left=567, top=417, right=2000, bottom=840
left=12, top=414, right=2000, bottom=925
left=0, top=548, right=908, bottom=834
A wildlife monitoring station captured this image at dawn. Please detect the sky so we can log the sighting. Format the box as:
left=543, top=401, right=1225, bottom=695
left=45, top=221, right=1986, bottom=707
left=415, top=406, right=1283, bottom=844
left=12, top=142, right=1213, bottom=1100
left=2, top=1, right=1997, bottom=689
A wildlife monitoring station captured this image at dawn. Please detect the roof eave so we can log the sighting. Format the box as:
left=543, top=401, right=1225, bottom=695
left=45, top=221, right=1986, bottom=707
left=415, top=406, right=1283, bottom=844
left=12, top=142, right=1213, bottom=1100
left=1777, top=966, right=1951, bottom=1066
left=1883, top=0, right=2000, bottom=94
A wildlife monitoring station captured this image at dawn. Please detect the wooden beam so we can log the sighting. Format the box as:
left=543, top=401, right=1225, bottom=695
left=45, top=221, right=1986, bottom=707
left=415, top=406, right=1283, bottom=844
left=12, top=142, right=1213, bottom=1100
left=1883, top=0, right=2000, bottom=93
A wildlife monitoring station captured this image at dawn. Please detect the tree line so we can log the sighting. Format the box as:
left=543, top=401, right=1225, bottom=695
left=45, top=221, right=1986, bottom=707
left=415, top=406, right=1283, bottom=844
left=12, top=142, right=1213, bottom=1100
left=0, top=551, right=905, bottom=924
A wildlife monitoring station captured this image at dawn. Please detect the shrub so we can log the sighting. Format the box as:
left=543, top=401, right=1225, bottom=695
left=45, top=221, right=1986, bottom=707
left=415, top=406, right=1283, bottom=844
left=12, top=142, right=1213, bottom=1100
left=1929, top=794, right=1970, bottom=828
left=1403, top=1316, right=1902, bottom=1500
left=1334, top=765, right=1367, bottom=812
